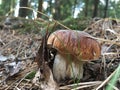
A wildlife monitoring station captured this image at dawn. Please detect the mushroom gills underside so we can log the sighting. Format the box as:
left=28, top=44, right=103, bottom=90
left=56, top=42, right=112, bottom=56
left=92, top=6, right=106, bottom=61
left=53, top=53, right=84, bottom=82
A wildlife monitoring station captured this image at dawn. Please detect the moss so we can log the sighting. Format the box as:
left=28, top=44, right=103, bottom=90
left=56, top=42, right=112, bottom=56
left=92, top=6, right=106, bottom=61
left=25, top=71, right=36, bottom=79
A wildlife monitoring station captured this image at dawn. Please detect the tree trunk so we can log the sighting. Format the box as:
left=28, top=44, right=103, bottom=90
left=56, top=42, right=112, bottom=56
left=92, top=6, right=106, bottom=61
left=19, top=0, right=28, bottom=17
left=53, top=0, right=61, bottom=20
left=104, top=0, right=109, bottom=18
left=73, top=0, right=77, bottom=16
left=93, top=0, right=99, bottom=18
left=2, top=0, right=11, bottom=15
left=85, top=0, right=89, bottom=17
left=10, top=0, right=16, bottom=16
left=48, top=0, right=52, bottom=15
left=37, top=0, right=43, bottom=18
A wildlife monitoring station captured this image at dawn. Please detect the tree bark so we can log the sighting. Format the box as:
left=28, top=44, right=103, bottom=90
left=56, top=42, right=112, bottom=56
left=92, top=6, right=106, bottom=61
left=85, top=0, right=89, bottom=17
left=48, top=0, right=52, bottom=15
left=10, top=0, right=16, bottom=16
left=37, top=0, right=43, bottom=18
left=19, top=0, right=28, bottom=17
left=53, top=0, right=61, bottom=20
left=93, top=0, right=99, bottom=18
left=104, top=0, right=109, bottom=18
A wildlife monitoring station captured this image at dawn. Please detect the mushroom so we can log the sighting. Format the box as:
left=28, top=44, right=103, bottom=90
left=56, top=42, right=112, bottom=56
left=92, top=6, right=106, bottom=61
left=47, top=30, right=101, bottom=82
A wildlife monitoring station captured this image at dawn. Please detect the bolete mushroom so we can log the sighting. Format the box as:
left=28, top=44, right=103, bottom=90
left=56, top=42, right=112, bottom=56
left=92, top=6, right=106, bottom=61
left=47, top=30, right=101, bottom=82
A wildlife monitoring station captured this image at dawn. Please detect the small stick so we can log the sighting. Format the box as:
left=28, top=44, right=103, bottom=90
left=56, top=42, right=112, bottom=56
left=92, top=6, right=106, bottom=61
left=71, top=84, right=99, bottom=90
left=60, top=81, right=102, bottom=89
left=96, top=68, right=117, bottom=90
left=15, top=71, right=32, bottom=87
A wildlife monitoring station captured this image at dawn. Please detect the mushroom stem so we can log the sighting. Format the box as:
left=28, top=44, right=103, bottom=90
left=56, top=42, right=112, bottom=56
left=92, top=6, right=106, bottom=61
left=53, top=53, right=84, bottom=82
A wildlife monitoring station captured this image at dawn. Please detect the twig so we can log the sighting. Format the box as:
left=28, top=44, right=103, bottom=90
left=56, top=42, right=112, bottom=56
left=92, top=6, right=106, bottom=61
left=16, top=41, right=23, bottom=57
left=60, top=81, right=102, bottom=89
left=102, top=54, right=107, bottom=79
left=71, top=84, right=98, bottom=90
left=15, top=71, right=32, bottom=87
left=94, top=37, right=120, bottom=46
left=107, top=57, right=116, bottom=67
left=16, top=7, right=72, bottom=30
left=95, top=68, right=117, bottom=90
left=0, top=39, right=5, bottom=46
left=5, top=79, right=20, bottom=90
left=0, top=39, right=20, bottom=53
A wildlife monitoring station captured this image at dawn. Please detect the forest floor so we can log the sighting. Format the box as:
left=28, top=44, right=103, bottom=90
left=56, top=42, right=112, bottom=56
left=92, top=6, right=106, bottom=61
left=0, top=17, right=120, bottom=90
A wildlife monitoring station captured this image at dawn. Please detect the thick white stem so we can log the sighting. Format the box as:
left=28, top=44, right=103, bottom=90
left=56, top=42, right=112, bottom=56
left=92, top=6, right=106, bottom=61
left=53, top=53, right=84, bottom=82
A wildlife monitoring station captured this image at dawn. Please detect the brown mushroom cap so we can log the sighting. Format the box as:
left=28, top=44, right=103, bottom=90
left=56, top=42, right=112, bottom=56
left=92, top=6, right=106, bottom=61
left=47, top=30, right=101, bottom=61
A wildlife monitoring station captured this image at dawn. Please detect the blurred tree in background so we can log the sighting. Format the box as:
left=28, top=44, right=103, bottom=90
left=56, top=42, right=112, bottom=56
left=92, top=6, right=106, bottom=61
left=92, top=0, right=99, bottom=17
left=104, top=0, right=109, bottom=18
left=0, top=0, right=16, bottom=16
left=19, top=0, right=28, bottom=17
left=0, top=0, right=119, bottom=19
left=0, top=0, right=119, bottom=30
left=37, top=0, right=43, bottom=17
